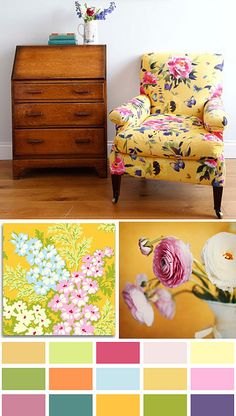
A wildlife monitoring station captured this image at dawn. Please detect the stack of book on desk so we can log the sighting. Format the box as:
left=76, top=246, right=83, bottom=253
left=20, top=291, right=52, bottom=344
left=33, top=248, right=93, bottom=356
left=48, top=33, right=77, bottom=45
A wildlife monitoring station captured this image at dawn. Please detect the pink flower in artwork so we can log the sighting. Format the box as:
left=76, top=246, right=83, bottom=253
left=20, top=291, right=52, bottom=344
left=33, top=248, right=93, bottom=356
left=61, top=303, right=81, bottom=323
left=154, top=288, right=176, bottom=319
left=82, top=255, right=93, bottom=264
left=57, top=280, right=74, bottom=294
left=92, top=266, right=104, bottom=278
left=48, top=293, right=68, bottom=312
left=82, top=278, right=99, bottom=294
left=70, top=289, right=89, bottom=307
left=153, top=237, right=193, bottom=288
left=143, top=71, right=157, bottom=85
left=53, top=322, right=72, bottom=335
left=110, top=157, right=126, bottom=175
left=104, top=247, right=114, bottom=257
left=82, top=304, right=100, bottom=321
left=165, top=115, right=183, bottom=123
left=205, top=159, right=218, bottom=168
left=71, top=271, right=85, bottom=285
left=211, top=84, right=223, bottom=99
left=92, top=256, right=104, bottom=268
left=73, top=319, right=95, bottom=335
left=94, top=249, right=105, bottom=258
left=81, top=262, right=95, bottom=276
left=167, top=56, right=192, bottom=79
left=122, top=283, right=154, bottom=326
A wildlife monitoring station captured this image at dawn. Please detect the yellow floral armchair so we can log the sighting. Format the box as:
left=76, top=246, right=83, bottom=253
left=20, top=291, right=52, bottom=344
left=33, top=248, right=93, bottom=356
left=109, top=53, right=227, bottom=218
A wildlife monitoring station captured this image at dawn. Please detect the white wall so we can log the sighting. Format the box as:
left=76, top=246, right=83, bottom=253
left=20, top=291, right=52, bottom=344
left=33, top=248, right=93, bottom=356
left=0, top=0, right=235, bottom=159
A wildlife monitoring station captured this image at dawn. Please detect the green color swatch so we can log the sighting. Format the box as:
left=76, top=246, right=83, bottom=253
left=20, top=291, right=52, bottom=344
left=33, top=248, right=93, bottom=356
left=2, top=368, right=45, bottom=390
left=49, top=342, right=93, bottom=364
left=144, top=394, right=187, bottom=416
left=49, top=395, right=92, bottom=416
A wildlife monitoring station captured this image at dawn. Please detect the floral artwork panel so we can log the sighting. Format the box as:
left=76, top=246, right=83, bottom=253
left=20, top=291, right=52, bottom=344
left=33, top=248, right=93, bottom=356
left=3, top=223, right=115, bottom=336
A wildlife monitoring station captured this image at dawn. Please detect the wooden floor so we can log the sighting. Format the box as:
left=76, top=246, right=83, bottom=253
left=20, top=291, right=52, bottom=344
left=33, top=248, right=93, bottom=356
left=0, top=160, right=235, bottom=219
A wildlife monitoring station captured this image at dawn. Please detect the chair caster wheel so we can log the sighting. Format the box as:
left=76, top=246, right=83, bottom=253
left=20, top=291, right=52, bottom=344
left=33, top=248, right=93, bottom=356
left=215, top=210, right=223, bottom=219
left=112, top=192, right=119, bottom=204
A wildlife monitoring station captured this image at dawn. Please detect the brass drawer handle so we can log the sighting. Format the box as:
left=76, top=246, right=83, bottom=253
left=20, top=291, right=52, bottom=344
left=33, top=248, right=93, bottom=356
left=26, top=111, right=43, bottom=117
left=25, top=90, right=43, bottom=95
left=73, top=90, right=91, bottom=95
left=75, top=138, right=91, bottom=144
left=27, top=139, right=44, bottom=144
left=74, top=112, right=91, bottom=117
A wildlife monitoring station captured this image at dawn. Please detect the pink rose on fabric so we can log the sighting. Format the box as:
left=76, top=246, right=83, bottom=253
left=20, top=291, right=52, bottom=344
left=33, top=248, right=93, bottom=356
left=165, top=115, right=183, bottom=123
left=110, top=157, right=125, bottom=175
left=167, top=56, right=192, bottom=79
left=155, top=288, right=176, bottom=319
left=204, top=133, right=220, bottom=142
left=153, top=237, right=193, bottom=288
left=117, top=107, right=133, bottom=117
left=122, top=283, right=154, bottom=326
left=205, top=159, right=217, bottom=168
left=211, top=84, right=223, bottom=99
left=143, top=71, right=157, bottom=85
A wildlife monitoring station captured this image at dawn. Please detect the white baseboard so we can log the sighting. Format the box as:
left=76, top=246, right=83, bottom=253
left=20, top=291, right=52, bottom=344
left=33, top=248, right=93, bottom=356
left=1, top=141, right=236, bottom=160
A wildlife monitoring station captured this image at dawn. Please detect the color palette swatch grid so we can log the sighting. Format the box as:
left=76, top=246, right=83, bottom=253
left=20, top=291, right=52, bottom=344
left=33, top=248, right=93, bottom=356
left=1, top=341, right=236, bottom=416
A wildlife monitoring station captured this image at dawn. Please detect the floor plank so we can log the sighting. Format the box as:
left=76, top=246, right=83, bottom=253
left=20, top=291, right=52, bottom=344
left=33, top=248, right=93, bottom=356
left=0, top=160, right=235, bottom=219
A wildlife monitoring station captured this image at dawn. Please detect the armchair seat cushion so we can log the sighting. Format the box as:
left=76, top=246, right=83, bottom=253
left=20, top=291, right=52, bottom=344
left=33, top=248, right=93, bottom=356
left=114, top=113, right=223, bottom=161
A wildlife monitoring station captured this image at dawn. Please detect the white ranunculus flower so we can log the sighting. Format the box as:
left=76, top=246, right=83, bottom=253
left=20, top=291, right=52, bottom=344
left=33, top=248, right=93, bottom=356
left=202, top=232, right=236, bottom=290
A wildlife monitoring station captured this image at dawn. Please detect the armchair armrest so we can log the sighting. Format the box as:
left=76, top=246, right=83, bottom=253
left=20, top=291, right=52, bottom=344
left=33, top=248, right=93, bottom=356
left=203, top=98, right=228, bottom=133
left=109, top=95, right=150, bottom=131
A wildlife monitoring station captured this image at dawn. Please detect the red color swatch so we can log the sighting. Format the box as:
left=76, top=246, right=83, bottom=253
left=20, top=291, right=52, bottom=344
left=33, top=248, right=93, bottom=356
left=96, top=342, right=140, bottom=364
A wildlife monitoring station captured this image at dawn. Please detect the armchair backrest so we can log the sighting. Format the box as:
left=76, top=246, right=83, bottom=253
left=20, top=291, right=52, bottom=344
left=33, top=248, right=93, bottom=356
left=140, top=53, right=223, bottom=118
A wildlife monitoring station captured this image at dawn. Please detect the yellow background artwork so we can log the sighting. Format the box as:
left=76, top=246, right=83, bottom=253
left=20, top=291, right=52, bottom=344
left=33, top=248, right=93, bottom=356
left=3, top=223, right=115, bottom=336
left=119, top=221, right=234, bottom=338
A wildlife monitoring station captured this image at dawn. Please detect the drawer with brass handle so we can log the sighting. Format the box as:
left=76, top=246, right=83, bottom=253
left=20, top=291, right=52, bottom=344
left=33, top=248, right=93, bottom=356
left=14, top=103, right=105, bottom=127
left=13, top=82, right=104, bottom=101
left=14, top=128, right=105, bottom=156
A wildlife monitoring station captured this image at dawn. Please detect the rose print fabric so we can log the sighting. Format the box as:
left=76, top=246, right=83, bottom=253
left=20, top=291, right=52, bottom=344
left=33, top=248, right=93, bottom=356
left=3, top=223, right=115, bottom=336
left=109, top=53, right=227, bottom=187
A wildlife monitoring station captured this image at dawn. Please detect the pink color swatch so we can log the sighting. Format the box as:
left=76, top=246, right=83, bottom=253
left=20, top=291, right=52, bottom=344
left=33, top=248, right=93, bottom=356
left=143, top=342, right=187, bottom=364
left=96, top=342, right=140, bottom=364
left=191, top=368, right=234, bottom=390
left=2, top=394, right=45, bottom=416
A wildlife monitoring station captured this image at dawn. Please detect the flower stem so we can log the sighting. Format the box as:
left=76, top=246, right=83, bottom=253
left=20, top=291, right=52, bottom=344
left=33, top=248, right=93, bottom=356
left=149, top=236, right=164, bottom=245
left=173, top=290, right=192, bottom=298
left=193, top=259, right=208, bottom=276
left=190, top=278, right=217, bottom=298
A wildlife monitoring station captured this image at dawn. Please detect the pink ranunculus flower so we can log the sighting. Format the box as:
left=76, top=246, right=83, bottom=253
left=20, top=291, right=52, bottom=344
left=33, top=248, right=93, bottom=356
left=143, top=71, right=157, bottom=85
left=53, top=322, right=72, bottom=336
left=110, top=157, right=126, bottom=175
left=153, top=237, right=193, bottom=288
left=122, top=283, right=154, bottom=326
left=138, top=237, right=153, bottom=256
left=211, top=84, right=223, bottom=99
left=205, top=159, right=217, bottom=168
left=167, top=56, right=192, bottom=79
left=154, top=288, right=176, bottom=319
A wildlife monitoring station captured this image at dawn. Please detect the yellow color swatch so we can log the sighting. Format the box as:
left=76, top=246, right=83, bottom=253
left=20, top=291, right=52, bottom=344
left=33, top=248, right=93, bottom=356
left=96, top=395, right=140, bottom=416
left=144, top=368, right=187, bottom=390
left=191, top=342, right=235, bottom=364
left=2, top=342, right=45, bottom=364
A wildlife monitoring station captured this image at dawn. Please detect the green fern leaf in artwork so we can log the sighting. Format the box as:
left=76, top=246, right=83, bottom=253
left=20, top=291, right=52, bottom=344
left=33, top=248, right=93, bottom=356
left=89, top=294, right=102, bottom=303
left=3, top=265, right=46, bottom=306
left=94, top=300, right=115, bottom=335
left=99, top=263, right=115, bottom=297
left=98, top=223, right=115, bottom=233
left=34, top=229, right=45, bottom=244
left=48, top=224, right=92, bottom=270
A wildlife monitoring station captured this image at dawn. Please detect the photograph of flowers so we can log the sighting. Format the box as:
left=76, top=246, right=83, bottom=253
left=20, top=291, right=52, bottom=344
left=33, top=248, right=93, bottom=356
left=120, top=221, right=236, bottom=339
left=3, top=223, right=115, bottom=336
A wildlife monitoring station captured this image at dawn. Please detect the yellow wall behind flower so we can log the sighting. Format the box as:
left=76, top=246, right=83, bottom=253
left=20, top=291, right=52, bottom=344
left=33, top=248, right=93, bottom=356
left=119, top=221, right=233, bottom=338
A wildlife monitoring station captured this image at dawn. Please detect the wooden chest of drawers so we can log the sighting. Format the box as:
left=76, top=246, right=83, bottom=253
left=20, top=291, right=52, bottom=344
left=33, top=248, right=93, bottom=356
left=11, top=45, right=107, bottom=178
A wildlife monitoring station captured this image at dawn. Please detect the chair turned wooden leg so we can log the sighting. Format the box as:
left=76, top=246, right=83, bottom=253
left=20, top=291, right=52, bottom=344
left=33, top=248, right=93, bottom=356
left=213, top=186, right=223, bottom=219
left=111, top=174, right=121, bottom=204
